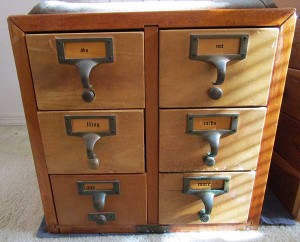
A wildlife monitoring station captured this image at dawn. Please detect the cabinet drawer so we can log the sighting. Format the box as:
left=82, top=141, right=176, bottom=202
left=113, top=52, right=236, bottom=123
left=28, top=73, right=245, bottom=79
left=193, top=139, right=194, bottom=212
left=26, top=32, right=145, bottom=110
left=159, top=172, right=255, bottom=224
left=160, top=28, right=278, bottom=107
left=51, top=174, right=147, bottom=227
left=38, top=110, right=144, bottom=174
left=159, top=108, right=266, bottom=172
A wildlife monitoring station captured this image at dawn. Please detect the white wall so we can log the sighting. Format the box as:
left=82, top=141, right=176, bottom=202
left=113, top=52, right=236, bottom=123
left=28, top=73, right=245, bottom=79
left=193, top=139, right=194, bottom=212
left=0, top=0, right=39, bottom=125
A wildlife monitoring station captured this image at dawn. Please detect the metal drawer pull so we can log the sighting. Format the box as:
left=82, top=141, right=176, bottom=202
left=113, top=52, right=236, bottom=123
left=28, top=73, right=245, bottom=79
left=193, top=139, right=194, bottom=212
left=88, top=212, right=116, bottom=225
left=187, top=114, right=239, bottom=166
left=183, top=177, right=230, bottom=222
left=65, top=115, right=116, bottom=170
left=83, top=133, right=101, bottom=169
left=78, top=180, right=120, bottom=211
left=56, top=38, right=114, bottom=103
left=190, top=34, right=248, bottom=100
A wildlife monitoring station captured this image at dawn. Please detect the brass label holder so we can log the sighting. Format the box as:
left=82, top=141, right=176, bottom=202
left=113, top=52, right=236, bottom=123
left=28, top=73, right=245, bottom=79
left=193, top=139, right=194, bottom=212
left=187, top=114, right=239, bottom=166
left=78, top=180, right=120, bottom=211
left=189, top=34, right=249, bottom=100
left=65, top=115, right=116, bottom=169
left=183, top=176, right=230, bottom=222
left=56, top=37, right=114, bottom=103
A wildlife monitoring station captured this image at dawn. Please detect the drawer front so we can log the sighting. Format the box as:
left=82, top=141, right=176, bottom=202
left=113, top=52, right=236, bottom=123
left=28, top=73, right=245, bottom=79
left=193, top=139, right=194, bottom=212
left=38, top=110, right=144, bottom=174
left=159, top=108, right=266, bottom=172
left=26, top=32, right=145, bottom=110
left=51, top=174, right=147, bottom=227
left=159, top=28, right=278, bottom=107
left=159, top=172, right=255, bottom=224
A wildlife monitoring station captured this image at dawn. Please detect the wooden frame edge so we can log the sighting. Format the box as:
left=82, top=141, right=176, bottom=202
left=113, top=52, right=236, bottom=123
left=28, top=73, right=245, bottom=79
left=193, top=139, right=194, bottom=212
left=8, top=8, right=295, bottom=33
left=7, top=19, right=59, bottom=233
left=248, top=12, right=297, bottom=228
left=144, top=26, right=159, bottom=224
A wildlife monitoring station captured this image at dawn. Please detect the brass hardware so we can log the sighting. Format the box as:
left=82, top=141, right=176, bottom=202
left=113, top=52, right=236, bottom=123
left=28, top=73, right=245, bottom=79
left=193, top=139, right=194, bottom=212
left=56, top=38, right=114, bottom=103
left=183, top=176, right=230, bottom=222
left=78, top=180, right=120, bottom=211
left=136, top=225, right=170, bottom=233
left=65, top=115, right=116, bottom=169
left=88, top=212, right=116, bottom=225
left=187, top=114, right=238, bottom=166
left=190, top=34, right=248, bottom=100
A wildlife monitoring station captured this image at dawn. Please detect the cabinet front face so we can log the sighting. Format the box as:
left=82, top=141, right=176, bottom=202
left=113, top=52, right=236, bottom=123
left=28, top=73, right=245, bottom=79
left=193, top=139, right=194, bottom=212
left=159, top=28, right=278, bottom=107
left=159, top=172, right=255, bottom=224
left=159, top=108, right=266, bottom=172
left=26, top=32, right=145, bottom=110
left=51, top=174, right=147, bottom=227
left=38, top=110, right=145, bottom=174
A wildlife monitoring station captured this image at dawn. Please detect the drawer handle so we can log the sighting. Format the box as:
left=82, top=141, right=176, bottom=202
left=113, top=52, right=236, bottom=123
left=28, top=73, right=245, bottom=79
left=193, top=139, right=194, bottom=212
left=56, top=38, right=114, bottom=103
left=88, top=212, right=116, bottom=225
left=76, top=60, right=98, bottom=103
left=187, top=114, right=239, bottom=167
left=183, top=177, right=230, bottom=223
left=65, top=115, right=116, bottom=170
left=83, top=133, right=101, bottom=169
left=201, top=132, right=221, bottom=166
left=78, top=180, right=120, bottom=211
left=190, top=34, right=248, bottom=100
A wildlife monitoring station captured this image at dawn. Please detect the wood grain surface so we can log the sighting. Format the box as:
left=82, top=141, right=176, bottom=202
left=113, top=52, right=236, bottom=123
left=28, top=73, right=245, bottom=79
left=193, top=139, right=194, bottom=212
left=159, top=172, right=255, bottom=224
left=51, top=174, right=147, bottom=227
left=144, top=26, right=159, bottom=224
left=9, top=9, right=294, bottom=32
left=159, top=108, right=266, bottom=172
left=281, top=68, right=300, bottom=120
left=289, top=19, right=300, bottom=69
left=8, top=21, right=59, bottom=233
left=38, top=110, right=145, bottom=174
left=274, top=113, right=300, bottom=172
left=26, top=32, right=145, bottom=110
left=248, top=13, right=296, bottom=227
left=159, top=28, right=278, bottom=108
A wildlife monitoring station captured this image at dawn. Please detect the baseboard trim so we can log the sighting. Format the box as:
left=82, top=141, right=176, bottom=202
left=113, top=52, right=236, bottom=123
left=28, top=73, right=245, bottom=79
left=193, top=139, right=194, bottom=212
left=0, top=113, right=26, bottom=125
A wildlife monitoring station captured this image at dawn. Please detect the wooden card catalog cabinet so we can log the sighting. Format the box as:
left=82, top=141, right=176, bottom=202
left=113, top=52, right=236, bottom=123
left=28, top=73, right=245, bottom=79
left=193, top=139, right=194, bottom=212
left=8, top=3, right=296, bottom=234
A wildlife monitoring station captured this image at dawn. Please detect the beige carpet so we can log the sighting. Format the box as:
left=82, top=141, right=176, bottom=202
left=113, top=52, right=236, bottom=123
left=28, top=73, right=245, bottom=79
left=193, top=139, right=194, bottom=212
left=0, top=125, right=299, bottom=242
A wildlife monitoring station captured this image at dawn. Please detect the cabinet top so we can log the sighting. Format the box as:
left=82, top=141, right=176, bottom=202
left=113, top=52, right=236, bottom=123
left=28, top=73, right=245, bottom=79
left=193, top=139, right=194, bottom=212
left=29, top=0, right=277, bottom=15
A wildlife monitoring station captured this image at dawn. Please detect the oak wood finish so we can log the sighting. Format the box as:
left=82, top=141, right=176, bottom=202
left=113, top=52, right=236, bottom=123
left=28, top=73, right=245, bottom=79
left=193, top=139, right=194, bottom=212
left=274, top=113, right=300, bottom=171
left=268, top=152, right=300, bottom=220
left=50, top=174, right=147, bottom=229
left=160, top=28, right=278, bottom=108
left=26, top=32, right=145, bottom=110
left=8, top=21, right=59, bottom=233
left=38, top=110, right=145, bottom=174
left=9, top=9, right=294, bottom=32
left=289, top=20, right=300, bottom=70
left=159, top=172, right=255, bottom=224
left=144, top=26, right=159, bottom=224
left=248, top=13, right=297, bottom=228
left=281, top=68, right=300, bottom=120
left=8, top=8, right=296, bottom=233
left=160, top=108, right=266, bottom=172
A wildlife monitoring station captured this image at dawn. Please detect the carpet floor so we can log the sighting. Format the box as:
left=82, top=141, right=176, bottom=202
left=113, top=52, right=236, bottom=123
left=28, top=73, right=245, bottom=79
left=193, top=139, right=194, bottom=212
left=0, top=126, right=299, bottom=242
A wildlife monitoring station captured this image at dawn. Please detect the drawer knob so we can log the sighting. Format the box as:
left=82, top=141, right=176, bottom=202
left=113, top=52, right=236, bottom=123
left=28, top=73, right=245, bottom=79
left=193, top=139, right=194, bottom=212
left=83, top=133, right=101, bottom=169
left=93, top=192, right=107, bottom=211
left=208, top=87, right=223, bottom=100
left=82, top=89, right=95, bottom=103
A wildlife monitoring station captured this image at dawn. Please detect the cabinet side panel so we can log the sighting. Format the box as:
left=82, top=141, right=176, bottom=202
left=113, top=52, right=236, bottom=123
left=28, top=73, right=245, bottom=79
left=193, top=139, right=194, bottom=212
left=248, top=13, right=297, bottom=227
left=8, top=20, right=59, bottom=233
